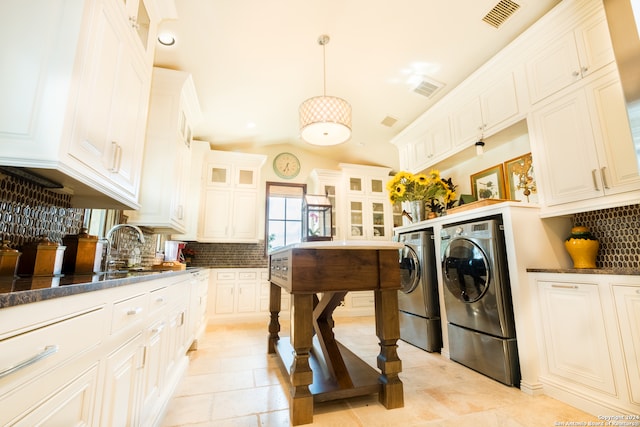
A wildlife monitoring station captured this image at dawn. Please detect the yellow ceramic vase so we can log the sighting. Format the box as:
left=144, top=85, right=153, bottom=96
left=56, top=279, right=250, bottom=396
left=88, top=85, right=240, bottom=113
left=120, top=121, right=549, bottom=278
left=564, top=226, right=599, bottom=269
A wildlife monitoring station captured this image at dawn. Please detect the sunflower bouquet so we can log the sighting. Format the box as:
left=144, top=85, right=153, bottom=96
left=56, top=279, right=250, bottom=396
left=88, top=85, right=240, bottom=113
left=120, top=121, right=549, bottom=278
left=386, top=170, right=457, bottom=213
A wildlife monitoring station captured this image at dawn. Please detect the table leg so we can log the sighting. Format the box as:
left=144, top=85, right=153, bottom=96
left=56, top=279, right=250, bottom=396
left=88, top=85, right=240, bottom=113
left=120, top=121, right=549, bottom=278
left=289, top=293, right=314, bottom=426
left=374, top=288, right=404, bottom=409
left=267, top=282, right=281, bottom=354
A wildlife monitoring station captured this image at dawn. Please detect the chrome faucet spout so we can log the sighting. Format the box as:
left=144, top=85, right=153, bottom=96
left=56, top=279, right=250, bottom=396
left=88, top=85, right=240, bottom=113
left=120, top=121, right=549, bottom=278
left=106, top=224, right=146, bottom=244
left=104, top=224, right=146, bottom=271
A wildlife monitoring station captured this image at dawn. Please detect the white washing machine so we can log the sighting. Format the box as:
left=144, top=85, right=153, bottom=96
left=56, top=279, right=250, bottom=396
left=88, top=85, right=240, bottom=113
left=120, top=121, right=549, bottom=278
left=397, top=229, right=441, bottom=352
left=440, top=216, right=520, bottom=386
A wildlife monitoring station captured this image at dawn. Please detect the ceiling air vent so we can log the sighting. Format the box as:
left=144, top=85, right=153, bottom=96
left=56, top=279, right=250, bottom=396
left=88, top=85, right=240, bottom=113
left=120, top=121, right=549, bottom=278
left=482, top=0, right=521, bottom=29
left=413, top=77, right=444, bottom=99
left=380, top=116, right=398, bottom=127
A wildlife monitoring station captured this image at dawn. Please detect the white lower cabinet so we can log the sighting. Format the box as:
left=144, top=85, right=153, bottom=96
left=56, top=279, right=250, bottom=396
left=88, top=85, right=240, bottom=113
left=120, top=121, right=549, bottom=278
left=612, top=285, right=640, bottom=406
left=531, top=273, right=640, bottom=415
left=210, top=268, right=289, bottom=322
left=0, top=305, right=106, bottom=426
left=536, top=281, right=616, bottom=395
left=102, top=333, right=145, bottom=426
left=0, top=270, right=208, bottom=426
left=13, top=363, right=101, bottom=427
left=209, top=268, right=374, bottom=323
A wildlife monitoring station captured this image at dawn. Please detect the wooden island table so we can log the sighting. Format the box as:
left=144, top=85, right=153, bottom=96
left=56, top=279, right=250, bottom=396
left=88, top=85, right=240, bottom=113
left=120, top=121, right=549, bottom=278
left=268, top=241, right=404, bottom=425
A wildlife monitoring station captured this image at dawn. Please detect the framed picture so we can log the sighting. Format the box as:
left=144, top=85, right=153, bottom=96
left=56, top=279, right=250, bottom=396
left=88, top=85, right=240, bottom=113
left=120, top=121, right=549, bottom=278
left=470, top=164, right=506, bottom=200
left=503, top=153, right=538, bottom=203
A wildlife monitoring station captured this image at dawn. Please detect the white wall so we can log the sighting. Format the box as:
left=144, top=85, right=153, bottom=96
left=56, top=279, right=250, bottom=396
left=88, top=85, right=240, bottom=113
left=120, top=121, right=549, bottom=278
left=433, top=120, right=532, bottom=200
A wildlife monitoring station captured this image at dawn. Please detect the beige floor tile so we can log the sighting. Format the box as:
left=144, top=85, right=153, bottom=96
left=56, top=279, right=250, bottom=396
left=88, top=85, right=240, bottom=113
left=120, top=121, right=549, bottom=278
left=161, top=316, right=599, bottom=427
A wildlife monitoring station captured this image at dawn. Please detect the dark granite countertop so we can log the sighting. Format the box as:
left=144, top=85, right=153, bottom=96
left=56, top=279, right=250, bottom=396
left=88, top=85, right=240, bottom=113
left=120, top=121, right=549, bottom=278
left=527, top=267, right=640, bottom=275
left=0, top=268, right=202, bottom=309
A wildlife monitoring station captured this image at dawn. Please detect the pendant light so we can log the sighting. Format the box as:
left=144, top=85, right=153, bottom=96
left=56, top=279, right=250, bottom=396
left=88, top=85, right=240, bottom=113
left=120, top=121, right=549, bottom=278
left=299, top=35, right=352, bottom=146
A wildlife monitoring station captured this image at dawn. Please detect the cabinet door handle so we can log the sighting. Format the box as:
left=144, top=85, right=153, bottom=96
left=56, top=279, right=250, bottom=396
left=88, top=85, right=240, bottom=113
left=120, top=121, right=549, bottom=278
left=551, top=284, right=579, bottom=289
left=109, top=142, right=122, bottom=173
left=177, top=205, right=184, bottom=220
left=572, top=70, right=580, bottom=77
left=581, top=66, right=589, bottom=74
left=600, top=167, right=610, bottom=189
left=591, top=169, right=600, bottom=191
left=0, top=345, right=59, bottom=379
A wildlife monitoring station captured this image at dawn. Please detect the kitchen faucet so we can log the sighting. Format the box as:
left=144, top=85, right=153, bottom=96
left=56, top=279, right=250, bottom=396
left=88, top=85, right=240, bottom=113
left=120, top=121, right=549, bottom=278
left=104, top=224, right=146, bottom=271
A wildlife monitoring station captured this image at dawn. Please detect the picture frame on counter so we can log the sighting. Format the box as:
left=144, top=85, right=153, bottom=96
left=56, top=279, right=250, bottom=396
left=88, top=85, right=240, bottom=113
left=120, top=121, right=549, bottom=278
left=503, top=152, right=538, bottom=203
left=471, top=164, right=506, bottom=200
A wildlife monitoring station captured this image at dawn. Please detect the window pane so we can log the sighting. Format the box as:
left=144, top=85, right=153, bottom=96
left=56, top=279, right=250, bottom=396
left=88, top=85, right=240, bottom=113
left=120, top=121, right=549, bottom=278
left=268, top=221, right=285, bottom=248
left=285, top=221, right=302, bottom=245
left=268, top=197, right=286, bottom=220
left=266, top=183, right=305, bottom=252
left=285, top=198, right=302, bottom=219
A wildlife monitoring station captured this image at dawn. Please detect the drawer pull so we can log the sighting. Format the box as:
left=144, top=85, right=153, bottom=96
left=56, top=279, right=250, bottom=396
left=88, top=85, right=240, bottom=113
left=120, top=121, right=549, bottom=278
left=0, top=345, right=59, bottom=379
left=551, top=284, right=579, bottom=289
left=127, top=307, right=143, bottom=316
left=152, top=323, right=166, bottom=334
left=155, top=297, right=166, bottom=304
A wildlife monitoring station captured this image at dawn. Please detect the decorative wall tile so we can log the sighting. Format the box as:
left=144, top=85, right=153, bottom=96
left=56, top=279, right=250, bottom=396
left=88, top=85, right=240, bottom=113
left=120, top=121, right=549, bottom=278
left=573, top=203, right=640, bottom=269
left=0, top=174, right=84, bottom=248
left=185, top=241, right=268, bottom=268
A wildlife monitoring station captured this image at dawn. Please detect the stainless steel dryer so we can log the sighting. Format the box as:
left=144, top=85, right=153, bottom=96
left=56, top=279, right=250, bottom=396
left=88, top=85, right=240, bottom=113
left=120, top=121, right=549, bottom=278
left=397, top=229, right=441, bottom=352
left=440, top=216, right=520, bottom=386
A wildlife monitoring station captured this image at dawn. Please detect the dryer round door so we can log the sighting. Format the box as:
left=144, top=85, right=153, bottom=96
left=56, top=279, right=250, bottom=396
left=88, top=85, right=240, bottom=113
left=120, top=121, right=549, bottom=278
left=399, top=244, right=421, bottom=294
left=442, top=238, right=490, bottom=303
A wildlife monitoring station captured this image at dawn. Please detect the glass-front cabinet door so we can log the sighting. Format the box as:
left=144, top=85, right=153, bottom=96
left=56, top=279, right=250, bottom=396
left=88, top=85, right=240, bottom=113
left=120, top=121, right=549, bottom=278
left=369, top=178, right=384, bottom=196
left=370, top=200, right=387, bottom=239
left=348, top=200, right=364, bottom=239
left=346, top=197, right=389, bottom=240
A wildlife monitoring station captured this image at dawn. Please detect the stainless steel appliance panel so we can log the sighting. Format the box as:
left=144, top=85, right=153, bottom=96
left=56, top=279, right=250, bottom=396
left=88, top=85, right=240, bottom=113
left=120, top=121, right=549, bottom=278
left=448, top=323, right=520, bottom=386
left=441, top=219, right=515, bottom=339
left=397, top=229, right=441, bottom=352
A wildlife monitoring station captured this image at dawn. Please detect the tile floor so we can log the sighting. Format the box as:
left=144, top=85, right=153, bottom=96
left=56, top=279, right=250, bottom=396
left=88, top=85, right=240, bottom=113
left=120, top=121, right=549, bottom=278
left=161, top=316, right=600, bottom=426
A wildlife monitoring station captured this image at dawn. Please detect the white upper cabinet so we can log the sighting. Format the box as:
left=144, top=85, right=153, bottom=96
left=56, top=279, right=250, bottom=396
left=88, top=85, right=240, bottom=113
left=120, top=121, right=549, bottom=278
left=451, top=71, right=521, bottom=147
left=118, top=0, right=155, bottom=63
left=393, top=66, right=523, bottom=172
left=125, top=68, right=202, bottom=234
left=412, top=115, right=453, bottom=171
left=66, top=0, right=149, bottom=204
left=529, top=66, right=640, bottom=208
left=0, top=0, right=174, bottom=208
left=525, top=9, right=615, bottom=105
left=198, top=151, right=266, bottom=243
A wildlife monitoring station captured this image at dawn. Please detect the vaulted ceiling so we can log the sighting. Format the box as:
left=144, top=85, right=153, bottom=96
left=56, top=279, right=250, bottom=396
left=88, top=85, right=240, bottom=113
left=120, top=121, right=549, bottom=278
left=153, top=0, right=561, bottom=169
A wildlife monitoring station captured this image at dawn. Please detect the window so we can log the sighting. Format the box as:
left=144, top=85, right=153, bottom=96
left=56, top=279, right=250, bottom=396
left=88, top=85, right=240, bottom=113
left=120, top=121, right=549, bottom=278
left=265, top=182, right=306, bottom=251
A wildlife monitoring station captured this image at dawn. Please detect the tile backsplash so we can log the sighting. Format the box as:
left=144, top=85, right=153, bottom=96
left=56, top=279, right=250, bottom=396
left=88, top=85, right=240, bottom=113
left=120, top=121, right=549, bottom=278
left=184, top=241, right=268, bottom=268
left=0, top=173, right=84, bottom=247
left=572, top=203, right=640, bottom=269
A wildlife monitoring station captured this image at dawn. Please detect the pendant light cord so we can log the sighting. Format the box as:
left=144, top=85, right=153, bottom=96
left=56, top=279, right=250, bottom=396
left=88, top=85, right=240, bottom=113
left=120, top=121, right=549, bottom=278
left=318, top=34, right=330, bottom=97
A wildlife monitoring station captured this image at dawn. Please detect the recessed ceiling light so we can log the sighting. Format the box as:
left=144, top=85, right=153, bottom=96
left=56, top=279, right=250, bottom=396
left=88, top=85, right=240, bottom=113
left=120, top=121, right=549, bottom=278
left=158, top=33, right=176, bottom=46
